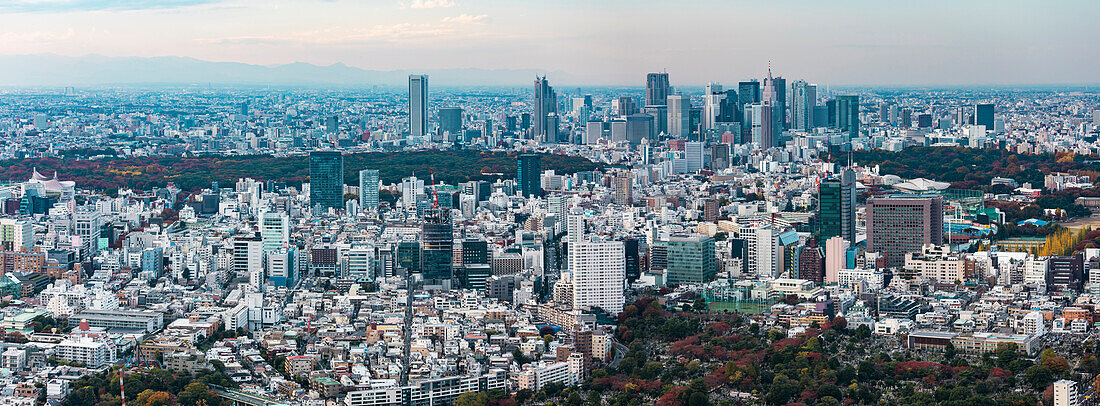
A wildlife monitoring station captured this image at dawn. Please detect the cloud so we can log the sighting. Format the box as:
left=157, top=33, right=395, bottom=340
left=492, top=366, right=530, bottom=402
left=0, top=0, right=220, bottom=13
left=406, top=0, right=454, bottom=9
left=442, top=14, right=489, bottom=24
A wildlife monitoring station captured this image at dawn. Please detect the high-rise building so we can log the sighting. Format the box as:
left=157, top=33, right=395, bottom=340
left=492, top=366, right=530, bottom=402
left=533, top=76, right=558, bottom=143
left=260, top=211, right=289, bottom=252
left=666, top=235, right=716, bottom=284
left=614, top=96, right=637, bottom=116
left=818, top=169, right=856, bottom=243
left=309, top=151, right=344, bottom=215
left=645, top=73, right=670, bottom=106
left=789, top=80, right=817, bottom=131
left=835, top=95, right=860, bottom=138
left=358, top=169, right=380, bottom=211
left=866, top=196, right=944, bottom=267
left=613, top=173, right=632, bottom=206
left=421, top=208, right=454, bottom=287
left=569, top=239, right=625, bottom=315
left=797, top=243, right=825, bottom=285
left=738, top=80, right=760, bottom=109
left=770, top=76, right=786, bottom=130
left=975, top=103, right=994, bottom=131
left=702, top=83, right=725, bottom=131
left=667, top=94, right=691, bottom=138
left=517, top=154, right=542, bottom=198
left=438, top=107, right=463, bottom=142
left=409, top=75, right=428, bottom=142
left=233, top=234, right=264, bottom=292
left=625, top=113, right=654, bottom=145
left=684, top=141, right=704, bottom=173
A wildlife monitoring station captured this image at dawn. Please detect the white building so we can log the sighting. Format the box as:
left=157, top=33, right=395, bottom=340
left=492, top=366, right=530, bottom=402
left=569, top=239, right=625, bottom=315
left=1053, top=379, right=1079, bottom=406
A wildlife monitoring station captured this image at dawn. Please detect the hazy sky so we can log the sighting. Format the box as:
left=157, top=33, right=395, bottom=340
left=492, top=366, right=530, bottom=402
left=0, top=0, right=1096, bottom=86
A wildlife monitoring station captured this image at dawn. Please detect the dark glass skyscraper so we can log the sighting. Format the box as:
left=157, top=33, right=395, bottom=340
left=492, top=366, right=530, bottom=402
left=737, top=80, right=761, bottom=110
left=438, top=107, right=463, bottom=141
left=309, top=151, right=344, bottom=215
left=421, top=208, right=454, bottom=285
left=771, top=76, right=786, bottom=130
left=645, top=73, right=670, bottom=106
left=836, top=95, right=860, bottom=138
left=533, top=76, right=558, bottom=143
left=409, top=74, right=428, bottom=142
left=517, top=153, right=542, bottom=198
left=975, top=103, right=994, bottom=130
left=817, top=169, right=856, bottom=243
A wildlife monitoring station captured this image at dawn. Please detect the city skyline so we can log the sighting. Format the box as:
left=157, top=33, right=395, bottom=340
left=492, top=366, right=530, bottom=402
left=0, top=0, right=1097, bottom=86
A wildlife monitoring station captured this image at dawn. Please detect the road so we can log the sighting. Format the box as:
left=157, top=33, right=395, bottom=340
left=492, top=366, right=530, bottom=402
left=609, top=339, right=628, bottom=369
left=208, top=384, right=294, bottom=406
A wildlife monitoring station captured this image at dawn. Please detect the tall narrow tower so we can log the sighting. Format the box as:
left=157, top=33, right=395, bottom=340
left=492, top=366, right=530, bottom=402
left=409, top=74, right=428, bottom=142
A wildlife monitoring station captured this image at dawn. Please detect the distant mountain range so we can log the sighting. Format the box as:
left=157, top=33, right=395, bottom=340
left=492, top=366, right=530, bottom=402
left=0, top=54, right=582, bottom=87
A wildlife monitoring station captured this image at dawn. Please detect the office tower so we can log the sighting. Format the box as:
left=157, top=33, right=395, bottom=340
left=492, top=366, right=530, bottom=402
left=738, top=80, right=760, bottom=107
left=358, top=169, right=380, bottom=211
left=233, top=234, right=264, bottom=292
left=818, top=168, right=856, bottom=243
left=667, top=94, right=691, bottom=138
left=625, top=114, right=654, bottom=145
left=703, top=199, right=719, bottom=222
left=770, top=76, right=786, bottom=130
left=1094, top=109, right=1100, bottom=128
left=702, top=83, right=725, bottom=131
left=260, top=211, right=289, bottom=252
left=309, top=151, right=344, bottom=215
left=613, top=173, right=632, bottom=205
left=917, top=113, right=933, bottom=128
left=569, top=238, right=626, bottom=314
left=572, top=96, right=591, bottom=123
left=645, top=73, right=670, bottom=106
left=438, top=107, right=463, bottom=142
left=866, top=196, right=944, bottom=267
left=684, top=141, right=704, bottom=173
left=666, top=235, right=716, bottom=283
left=585, top=120, right=604, bottom=144
left=615, top=96, right=637, bottom=116
left=421, top=208, right=454, bottom=286
left=789, top=80, right=817, bottom=130
left=975, top=103, right=994, bottom=130
left=533, top=76, right=558, bottom=143
left=750, top=103, right=778, bottom=148
left=901, top=108, right=912, bottom=128
left=879, top=103, right=890, bottom=123
left=325, top=116, right=338, bottom=134
left=835, top=95, right=860, bottom=138
left=813, top=105, right=829, bottom=128
left=266, top=248, right=296, bottom=288
left=710, top=144, right=730, bottom=170
left=643, top=105, right=667, bottom=135
left=462, top=238, right=488, bottom=265
left=797, top=243, right=825, bottom=285
left=824, top=236, right=849, bottom=284
left=1053, top=379, right=1079, bottom=406
left=409, top=75, right=428, bottom=142
left=517, top=154, right=542, bottom=198
left=0, top=218, right=34, bottom=251
left=1049, top=254, right=1084, bottom=293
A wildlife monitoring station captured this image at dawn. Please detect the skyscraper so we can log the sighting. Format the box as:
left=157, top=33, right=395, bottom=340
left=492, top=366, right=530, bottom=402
left=737, top=80, right=761, bottom=110
left=684, top=141, right=704, bottom=173
left=866, top=196, right=944, bottom=267
left=614, top=96, right=637, bottom=116
left=613, top=173, right=632, bottom=205
left=770, top=76, right=786, bottom=130
left=421, top=208, right=454, bottom=287
left=533, top=76, right=558, bottom=143
left=359, top=169, right=380, bottom=211
left=789, top=80, right=817, bottom=131
left=836, top=95, right=860, bottom=138
left=702, top=83, right=726, bottom=131
left=233, top=234, right=264, bottom=292
left=438, top=107, right=463, bottom=142
left=517, top=154, right=542, bottom=198
left=569, top=239, right=626, bottom=315
left=667, top=94, right=691, bottom=138
left=309, top=151, right=344, bottom=215
left=666, top=235, right=716, bottom=284
left=409, top=74, right=428, bottom=142
left=646, top=72, right=670, bottom=106
left=975, top=103, right=994, bottom=130
left=817, top=169, right=856, bottom=243
left=260, top=211, right=289, bottom=252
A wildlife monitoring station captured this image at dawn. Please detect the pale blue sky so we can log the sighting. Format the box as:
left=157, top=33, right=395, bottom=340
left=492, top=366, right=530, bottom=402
left=0, top=0, right=1096, bottom=85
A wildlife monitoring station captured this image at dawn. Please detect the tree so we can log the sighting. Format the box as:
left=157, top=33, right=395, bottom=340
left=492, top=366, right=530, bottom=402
left=455, top=391, right=489, bottom=406
left=1024, top=365, right=1054, bottom=390
left=178, top=382, right=219, bottom=406
left=944, top=342, right=957, bottom=359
